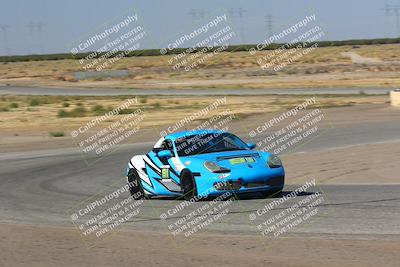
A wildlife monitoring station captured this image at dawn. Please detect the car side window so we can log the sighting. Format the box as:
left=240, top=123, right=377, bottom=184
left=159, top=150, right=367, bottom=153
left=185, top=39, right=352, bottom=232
left=161, top=140, right=175, bottom=156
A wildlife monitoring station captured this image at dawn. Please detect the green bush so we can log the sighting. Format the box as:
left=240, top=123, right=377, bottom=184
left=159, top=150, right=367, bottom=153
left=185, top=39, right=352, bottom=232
left=58, top=107, right=87, bottom=118
left=9, top=102, right=19, bottom=108
left=70, top=107, right=87, bottom=117
left=58, top=110, right=68, bottom=117
left=1, top=37, right=399, bottom=62
left=91, top=104, right=107, bottom=115
left=49, top=131, right=65, bottom=137
left=29, top=99, right=40, bottom=106
left=118, top=108, right=135, bottom=114
left=62, top=102, right=70, bottom=107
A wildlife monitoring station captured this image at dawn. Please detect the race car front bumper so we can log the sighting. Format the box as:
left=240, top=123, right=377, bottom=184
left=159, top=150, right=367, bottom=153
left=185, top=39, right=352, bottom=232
left=213, top=175, right=284, bottom=191
left=195, top=166, right=285, bottom=197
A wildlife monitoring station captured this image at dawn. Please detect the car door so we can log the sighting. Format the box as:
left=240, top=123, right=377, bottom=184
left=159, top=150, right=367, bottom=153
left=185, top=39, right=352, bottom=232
left=158, top=139, right=182, bottom=189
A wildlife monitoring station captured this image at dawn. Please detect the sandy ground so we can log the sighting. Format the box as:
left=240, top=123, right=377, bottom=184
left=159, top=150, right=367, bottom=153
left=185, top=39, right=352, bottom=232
left=0, top=223, right=399, bottom=267
left=1, top=45, right=400, bottom=89
left=0, top=97, right=392, bottom=153
left=284, top=140, right=400, bottom=185
left=1, top=104, right=399, bottom=266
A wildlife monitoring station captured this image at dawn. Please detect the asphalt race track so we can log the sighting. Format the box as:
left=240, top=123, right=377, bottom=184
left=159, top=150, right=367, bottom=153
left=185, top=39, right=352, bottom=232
left=1, top=113, right=400, bottom=238
left=0, top=85, right=392, bottom=96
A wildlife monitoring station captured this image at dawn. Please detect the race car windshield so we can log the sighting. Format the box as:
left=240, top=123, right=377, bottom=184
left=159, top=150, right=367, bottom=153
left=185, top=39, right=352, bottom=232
left=175, top=133, right=249, bottom=156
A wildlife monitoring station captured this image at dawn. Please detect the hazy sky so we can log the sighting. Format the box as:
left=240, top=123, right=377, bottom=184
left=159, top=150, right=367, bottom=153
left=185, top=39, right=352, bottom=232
left=0, top=0, right=399, bottom=56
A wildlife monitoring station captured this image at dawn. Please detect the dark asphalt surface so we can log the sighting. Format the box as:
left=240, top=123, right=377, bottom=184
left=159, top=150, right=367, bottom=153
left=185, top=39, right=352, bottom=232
left=1, top=117, right=399, bottom=238
left=0, top=85, right=393, bottom=96
left=0, top=85, right=399, bottom=238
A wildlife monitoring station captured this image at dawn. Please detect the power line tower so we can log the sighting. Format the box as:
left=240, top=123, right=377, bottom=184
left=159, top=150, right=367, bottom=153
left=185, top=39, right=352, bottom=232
left=237, top=7, right=246, bottom=20
left=239, top=8, right=247, bottom=44
left=384, top=4, right=400, bottom=37
left=229, top=8, right=247, bottom=44
left=27, top=21, right=35, bottom=37
left=188, top=8, right=207, bottom=24
left=265, top=14, right=273, bottom=38
left=228, top=8, right=236, bottom=19
left=198, top=9, right=207, bottom=22
left=26, top=21, right=35, bottom=54
left=35, top=22, right=45, bottom=54
left=188, top=8, right=198, bottom=22
left=26, top=21, right=45, bottom=54
left=0, top=24, right=10, bottom=55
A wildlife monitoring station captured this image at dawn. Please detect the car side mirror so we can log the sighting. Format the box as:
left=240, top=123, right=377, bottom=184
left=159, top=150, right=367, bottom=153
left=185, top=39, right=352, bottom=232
left=247, top=142, right=256, bottom=149
left=158, top=150, right=172, bottom=159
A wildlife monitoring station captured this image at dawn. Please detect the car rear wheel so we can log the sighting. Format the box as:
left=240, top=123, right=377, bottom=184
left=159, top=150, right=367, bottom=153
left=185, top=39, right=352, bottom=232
left=127, top=168, right=148, bottom=200
left=180, top=169, right=198, bottom=201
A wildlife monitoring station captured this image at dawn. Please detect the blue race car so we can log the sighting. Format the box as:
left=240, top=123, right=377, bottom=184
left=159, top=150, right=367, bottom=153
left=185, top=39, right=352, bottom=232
left=126, top=129, right=284, bottom=200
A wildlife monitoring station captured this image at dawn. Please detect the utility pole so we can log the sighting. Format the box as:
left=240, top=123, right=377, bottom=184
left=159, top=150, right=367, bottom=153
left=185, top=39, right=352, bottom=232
left=384, top=4, right=400, bottom=37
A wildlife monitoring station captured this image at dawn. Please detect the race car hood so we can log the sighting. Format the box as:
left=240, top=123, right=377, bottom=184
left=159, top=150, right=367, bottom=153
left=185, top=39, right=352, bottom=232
left=180, top=150, right=271, bottom=171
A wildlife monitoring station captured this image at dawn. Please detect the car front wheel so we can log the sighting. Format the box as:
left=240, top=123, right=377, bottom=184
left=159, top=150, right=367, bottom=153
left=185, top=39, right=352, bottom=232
left=127, top=168, right=148, bottom=200
left=180, top=169, right=198, bottom=201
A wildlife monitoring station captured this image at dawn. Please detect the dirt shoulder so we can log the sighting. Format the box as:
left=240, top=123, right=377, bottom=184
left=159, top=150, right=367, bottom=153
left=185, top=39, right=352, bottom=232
left=284, top=140, right=400, bottom=185
left=0, top=95, right=388, bottom=153
left=1, top=102, right=400, bottom=186
left=1, top=44, right=400, bottom=89
left=0, top=223, right=399, bottom=267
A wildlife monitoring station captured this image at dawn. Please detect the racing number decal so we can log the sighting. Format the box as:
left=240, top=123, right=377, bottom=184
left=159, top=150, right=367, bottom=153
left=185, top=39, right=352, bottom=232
left=245, top=157, right=255, bottom=163
left=161, top=166, right=170, bottom=179
left=229, top=157, right=255, bottom=165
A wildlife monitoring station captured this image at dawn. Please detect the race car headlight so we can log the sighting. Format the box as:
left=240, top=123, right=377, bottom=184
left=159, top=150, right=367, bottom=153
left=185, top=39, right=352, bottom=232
left=204, top=161, right=230, bottom=173
left=267, top=155, right=282, bottom=168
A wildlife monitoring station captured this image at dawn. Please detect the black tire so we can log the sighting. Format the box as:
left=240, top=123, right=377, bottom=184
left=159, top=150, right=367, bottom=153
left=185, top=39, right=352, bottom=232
left=180, top=169, right=198, bottom=201
left=127, top=168, right=147, bottom=200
